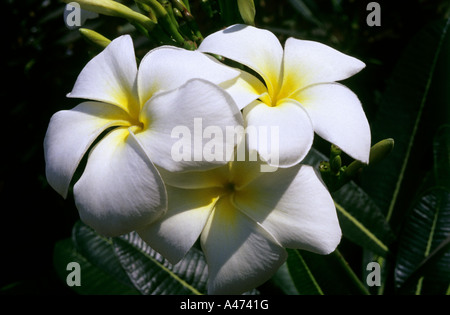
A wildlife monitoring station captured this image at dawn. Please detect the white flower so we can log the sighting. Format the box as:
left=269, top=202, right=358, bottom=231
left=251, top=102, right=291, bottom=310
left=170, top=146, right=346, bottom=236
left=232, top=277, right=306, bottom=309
left=138, top=158, right=341, bottom=294
left=44, top=35, right=243, bottom=236
left=199, top=24, right=371, bottom=167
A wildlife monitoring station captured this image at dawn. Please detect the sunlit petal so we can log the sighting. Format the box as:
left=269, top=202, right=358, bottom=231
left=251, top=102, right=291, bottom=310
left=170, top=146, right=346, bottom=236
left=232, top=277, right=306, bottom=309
left=44, top=101, right=132, bottom=198
left=219, top=69, right=268, bottom=110
left=156, top=165, right=229, bottom=190
left=201, top=197, right=287, bottom=295
left=198, top=24, right=283, bottom=97
left=234, top=164, right=341, bottom=254
left=138, top=186, right=220, bottom=264
left=73, top=127, right=167, bottom=236
left=293, top=83, right=371, bottom=163
left=67, top=35, right=140, bottom=117
left=138, top=46, right=239, bottom=106
left=243, top=100, right=314, bottom=167
left=136, top=79, right=244, bottom=172
left=280, top=37, right=365, bottom=98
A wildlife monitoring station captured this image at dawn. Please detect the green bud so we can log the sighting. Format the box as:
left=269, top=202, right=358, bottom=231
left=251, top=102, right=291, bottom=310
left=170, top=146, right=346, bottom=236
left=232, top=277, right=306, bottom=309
left=368, top=138, right=395, bottom=165
left=63, top=0, right=156, bottom=31
left=330, top=144, right=342, bottom=159
left=330, top=155, right=342, bottom=175
left=237, top=0, right=256, bottom=26
left=173, top=7, right=183, bottom=18
left=344, top=138, right=395, bottom=179
left=79, top=28, right=111, bottom=49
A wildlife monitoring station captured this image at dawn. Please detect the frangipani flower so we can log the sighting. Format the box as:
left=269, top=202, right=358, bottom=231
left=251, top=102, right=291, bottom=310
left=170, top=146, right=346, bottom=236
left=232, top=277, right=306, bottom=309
left=44, top=35, right=243, bottom=236
left=138, top=157, right=341, bottom=294
left=199, top=24, right=371, bottom=167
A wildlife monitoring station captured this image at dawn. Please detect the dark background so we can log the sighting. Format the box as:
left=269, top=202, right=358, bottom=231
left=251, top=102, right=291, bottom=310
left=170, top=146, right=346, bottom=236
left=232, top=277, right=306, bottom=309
left=1, top=0, right=449, bottom=294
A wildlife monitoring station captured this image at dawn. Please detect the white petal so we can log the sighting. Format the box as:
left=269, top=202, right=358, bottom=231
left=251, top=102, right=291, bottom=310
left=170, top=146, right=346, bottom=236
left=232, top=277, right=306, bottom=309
left=294, top=83, right=371, bottom=163
left=243, top=100, right=314, bottom=167
left=234, top=165, right=341, bottom=254
left=68, top=35, right=140, bottom=117
left=136, top=79, right=244, bottom=172
left=137, top=186, right=219, bottom=264
left=73, top=127, right=167, bottom=236
left=156, top=165, right=229, bottom=189
left=137, top=46, right=239, bottom=106
left=44, top=102, right=132, bottom=198
left=201, top=197, right=287, bottom=295
left=219, top=69, right=268, bottom=110
left=280, top=37, right=365, bottom=98
left=198, top=24, right=283, bottom=98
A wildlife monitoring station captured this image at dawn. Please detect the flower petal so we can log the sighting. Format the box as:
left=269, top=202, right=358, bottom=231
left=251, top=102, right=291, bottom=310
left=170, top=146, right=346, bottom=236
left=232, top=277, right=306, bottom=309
left=280, top=37, right=365, bottom=98
left=201, top=196, right=287, bottom=295
left=136, top=79, right=244, bottom=172
left=294, top=83, right=371, bottom=163
left=68, top=35, right=139, bottom=117
left=137, top=46, right=239, bottom=106
left=137, top=186, right=220, bottom=264
left=156, top=165, right=229, bottom=189
left=73, top=127, right=167, bottom=236
left=44, top=101, right=132, bottom=198
left=198, top=24, right=283, bottom=98
left=234, top=164, right=341, bottom=254
left=219, top=69, right=268, bottom=110
left=243, top=100, right=314, bottom=167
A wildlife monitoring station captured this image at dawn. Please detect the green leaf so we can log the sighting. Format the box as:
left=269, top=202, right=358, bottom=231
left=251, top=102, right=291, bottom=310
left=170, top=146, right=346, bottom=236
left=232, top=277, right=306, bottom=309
left=53, top=221, right=212, bottom=295
left=394, top=188, right=450, bottom=294
left=333, top=182, right=394, bottom=257
left=53, top=238, right=139, bottom=295
left=113, top=232, right=207, bottom=295
left=434, top=124, right=450, bottom=190
left=361, top=18, right=450, bottom=226
left=285, top=249, right=370, bottom=295
left=270, top=262, right=300, bottom=295
left=285, top=249, right=323, bottom=295
left=304, top=149, right=394, bottom=256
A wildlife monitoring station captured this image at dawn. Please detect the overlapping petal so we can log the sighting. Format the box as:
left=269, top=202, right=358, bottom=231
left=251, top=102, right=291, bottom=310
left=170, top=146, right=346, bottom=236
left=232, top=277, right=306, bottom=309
left=291, top=83, right=371, bottom=163
left=44, top=101, right=133, bottom=198
left=137, top=46, right=240, bottom=106
left=198, top=24, right=283, bottom=97
left=68, top=35, right=140, bottom=117
left=136, top=79, right=244, bottom=172
left=201, top=197, right=287, bottom=295
left=137, top=186, right=221, bottom=264
left=243, top=100, right=314, bottom=167
left=218, top=69, right=268, bottom=110
left=234, top=165, right=341, bottom=254
left=73, top=127, right=167, bottom=237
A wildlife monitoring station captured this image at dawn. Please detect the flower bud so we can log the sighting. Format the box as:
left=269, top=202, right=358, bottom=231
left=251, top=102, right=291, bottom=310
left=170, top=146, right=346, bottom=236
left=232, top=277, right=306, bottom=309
left=79, top=28, right=111, bottom=49
left=237, top=0, right=256, bottom=26
left=63, top=0, right=156, bottom=31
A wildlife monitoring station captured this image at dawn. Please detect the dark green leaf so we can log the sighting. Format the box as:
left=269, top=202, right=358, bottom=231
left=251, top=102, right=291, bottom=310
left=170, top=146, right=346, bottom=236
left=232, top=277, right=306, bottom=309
left=286, top=249, right=369, bottom=295
left=434, top=124, right=450, bottom=190
left=53, top=238, right=139, bottom=295
left=333, top=182, right=394, bottom=256
left=285, top=249, right=323, bottom=295
left=395, top=188, right=450, bottom=294
left=53, top=221, right=212, bottom=295
left=113, top=232, right=208, bottom=295
left=361, top=18, right=450, bottom=226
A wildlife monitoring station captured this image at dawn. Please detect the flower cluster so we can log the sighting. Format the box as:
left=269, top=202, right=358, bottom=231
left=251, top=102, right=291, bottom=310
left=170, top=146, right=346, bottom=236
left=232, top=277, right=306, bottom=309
left=44, top=24, right=370, bottom=294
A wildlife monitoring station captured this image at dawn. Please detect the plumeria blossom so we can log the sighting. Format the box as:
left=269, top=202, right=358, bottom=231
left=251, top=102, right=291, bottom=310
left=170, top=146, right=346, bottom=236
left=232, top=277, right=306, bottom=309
left=138, top=153, right=341, bottom=294
left=44, top=35, right=244, bottom=236
left=198, top=24, right=371, bottom=167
